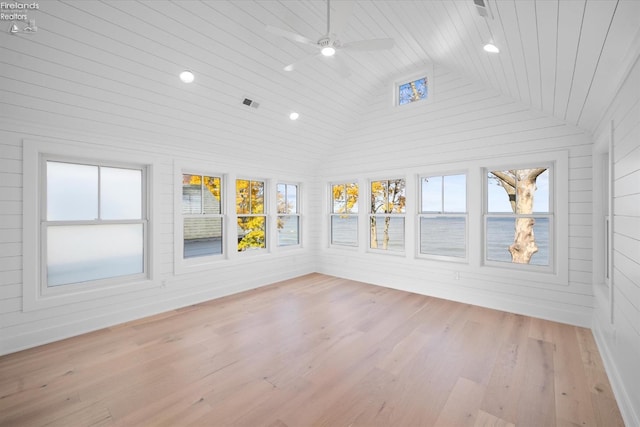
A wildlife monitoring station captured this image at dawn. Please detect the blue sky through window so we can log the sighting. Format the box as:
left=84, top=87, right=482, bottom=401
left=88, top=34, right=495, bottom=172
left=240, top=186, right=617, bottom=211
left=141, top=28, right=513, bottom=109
left=487, top=170, right=549, bottom=213
left=421, top=174, right=466, bottom=213
left=399, top=77, right=427, bottom=105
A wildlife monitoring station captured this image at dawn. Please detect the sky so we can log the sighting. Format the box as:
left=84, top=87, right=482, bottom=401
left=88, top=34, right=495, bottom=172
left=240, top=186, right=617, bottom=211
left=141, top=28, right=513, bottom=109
left=421, top=170, right=550, bottom=213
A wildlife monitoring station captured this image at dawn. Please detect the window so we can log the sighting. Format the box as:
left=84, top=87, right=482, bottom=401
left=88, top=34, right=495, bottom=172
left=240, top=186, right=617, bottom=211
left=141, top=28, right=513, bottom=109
left=370, top=179, right=405, bottom=251
left=419, top=173, right=467, bottom=259
left=277, top=183, right=300, bottom=247
left=484, top=167, right=552, bottom=268
left=330, top=182, right=359, bottom=246
left=398, top=76, right=428, bottom=105
left=44, top=159, right=147, bottom=288
left=394, top=68, right=433, bottom=107
left=236, top=179, right=266, bottom=251
left=182, top=174, right=223, bottom=259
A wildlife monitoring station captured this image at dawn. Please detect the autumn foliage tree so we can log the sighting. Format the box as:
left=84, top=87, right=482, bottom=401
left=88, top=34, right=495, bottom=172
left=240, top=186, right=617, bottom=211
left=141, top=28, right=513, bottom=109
left=236, top=179, right=265, bottom=251
left=490, top=168, right=547, bottom=264
left=370, top=179, right=406, bottom=249
left=183, top=175, right=221, bottom=204
left=332, top=183, right=359, bottom=215
left=182, top=175, right=222, bottom=246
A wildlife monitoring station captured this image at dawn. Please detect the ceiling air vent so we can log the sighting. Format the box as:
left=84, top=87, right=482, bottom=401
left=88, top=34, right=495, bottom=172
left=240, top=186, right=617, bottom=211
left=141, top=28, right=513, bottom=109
left=473, top=0, right=491, bottom=18
left=242, top=98, right=260, bottom=109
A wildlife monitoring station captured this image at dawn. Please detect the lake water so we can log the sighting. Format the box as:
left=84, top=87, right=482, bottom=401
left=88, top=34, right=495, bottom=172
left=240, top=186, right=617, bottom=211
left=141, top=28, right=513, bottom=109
left=333, top=216, right=550, bottom=265
left=486, top=217, right=549, bottom=265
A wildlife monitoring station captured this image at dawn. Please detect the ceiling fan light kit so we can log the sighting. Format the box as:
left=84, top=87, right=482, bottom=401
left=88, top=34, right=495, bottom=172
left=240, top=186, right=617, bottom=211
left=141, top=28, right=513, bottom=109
left=266, top=0, right=394, bottom=76
left=483, top=43, right=499, bottom=53
left=179, top=70, right=195, bottom=83
left=321, top=46, right=336, bottom=56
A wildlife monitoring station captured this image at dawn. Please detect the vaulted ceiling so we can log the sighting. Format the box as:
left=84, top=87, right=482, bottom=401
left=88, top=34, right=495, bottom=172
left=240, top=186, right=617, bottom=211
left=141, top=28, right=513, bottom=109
left=1, top=0, right=638, bottom=168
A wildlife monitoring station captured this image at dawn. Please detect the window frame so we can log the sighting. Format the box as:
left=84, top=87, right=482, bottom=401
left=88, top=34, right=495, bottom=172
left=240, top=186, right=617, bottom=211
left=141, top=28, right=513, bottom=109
left=180, top=172, right=225, bottom=263
left=329, top=181, right=359, bottom=248
left=482, top=162, right=555, bottom=273
left=41, top=157, right=149, bottom=293
left=236, top=177, right=268, bottom=253
left=417, top=172, right=468, bottom=262
left=368, top=177, right=406, bottom=254
left=23, top=139, right=159, bottom=311
left=276, top=182, right=301, bottom=248
left=393, top=66, right=434, bottom=108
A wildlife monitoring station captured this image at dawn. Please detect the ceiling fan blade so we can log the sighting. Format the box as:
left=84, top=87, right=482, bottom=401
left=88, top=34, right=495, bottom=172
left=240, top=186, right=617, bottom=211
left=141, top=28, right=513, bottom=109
left=283, top=52, right=350, bottom=78
left=329, top=0, right=354, bottom=35
left=342, top=38, right=395, bottom=51
left=265, top=25, right=317, bottom=47
left=283, top=53, right=323, bottom=72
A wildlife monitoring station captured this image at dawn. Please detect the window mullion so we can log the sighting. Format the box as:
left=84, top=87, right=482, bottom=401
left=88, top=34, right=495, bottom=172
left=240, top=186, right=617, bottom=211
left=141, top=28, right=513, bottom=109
left=97, top=165, right=101, bottom=221
left=45, top=218, right=142, bottom=226
left=200, top=175, right=205, bottom=215
left=441, top=176, right=445, bottom=213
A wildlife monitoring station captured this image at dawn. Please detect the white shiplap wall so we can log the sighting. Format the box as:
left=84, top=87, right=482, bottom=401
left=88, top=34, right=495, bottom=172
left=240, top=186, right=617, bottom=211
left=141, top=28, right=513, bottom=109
left=591, top=52, right=640, bottom=427
left=317, top=65, right=596, bottom=327
left=0, top=117, right=318, bottom=355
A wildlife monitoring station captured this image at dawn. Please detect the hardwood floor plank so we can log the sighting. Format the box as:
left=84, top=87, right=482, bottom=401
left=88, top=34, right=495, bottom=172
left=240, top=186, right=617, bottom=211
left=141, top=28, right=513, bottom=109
left=41, top=402, right=113, bottom=427
left=474, top=409, right=516, bottom=427
left=434, top=377, right=486, bottom=427
left=312, top=367, right=396, bottom=427
left=480, top=313, right=530, bottom=424
left=375, top=329, right=429, bottom=376
left=528, top=316, right=556, bottom=343
left=553, top=323, right=598, bottom=426
left=517, top=338, right=557, bottom=427
left=0, top=274, right=623, bottom=427
left=573, top=326, right=624, bottom=425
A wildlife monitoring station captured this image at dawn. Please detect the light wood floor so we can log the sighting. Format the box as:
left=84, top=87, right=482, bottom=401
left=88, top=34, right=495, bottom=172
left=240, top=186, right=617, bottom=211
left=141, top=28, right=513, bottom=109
left=0, top=274, right=624, bottom=427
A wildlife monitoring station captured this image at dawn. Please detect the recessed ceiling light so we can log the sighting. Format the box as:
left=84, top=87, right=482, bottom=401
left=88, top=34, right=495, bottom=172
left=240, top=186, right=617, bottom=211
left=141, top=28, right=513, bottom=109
left=321, top=46, right=336, bottom=57
left=289, top=112, right=299, bottom=121
left=483, top=43, right=499, bottom=53
left=179, top=70, right=195, bottom=83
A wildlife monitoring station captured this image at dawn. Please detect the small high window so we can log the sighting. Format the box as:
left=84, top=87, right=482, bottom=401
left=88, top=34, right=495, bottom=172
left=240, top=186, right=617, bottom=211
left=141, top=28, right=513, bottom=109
left=398, top=77, right=428, bottom=105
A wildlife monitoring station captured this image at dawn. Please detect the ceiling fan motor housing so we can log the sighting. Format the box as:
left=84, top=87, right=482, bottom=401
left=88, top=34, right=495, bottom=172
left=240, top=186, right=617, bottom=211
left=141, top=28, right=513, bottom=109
left=318, top=36, right=340, bottom=49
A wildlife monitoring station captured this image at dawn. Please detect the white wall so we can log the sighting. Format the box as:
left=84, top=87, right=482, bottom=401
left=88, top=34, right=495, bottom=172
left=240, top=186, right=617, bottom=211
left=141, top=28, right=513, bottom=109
left=591, top=52, right=640, bottom=426
left=317, top=66, right=595, bottom=327
left=0, top=117, right=318, bottom=355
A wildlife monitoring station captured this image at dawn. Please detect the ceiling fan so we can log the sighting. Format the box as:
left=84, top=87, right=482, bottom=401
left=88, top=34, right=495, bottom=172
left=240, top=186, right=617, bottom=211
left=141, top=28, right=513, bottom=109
left=266, top=0, right=395, bottom=77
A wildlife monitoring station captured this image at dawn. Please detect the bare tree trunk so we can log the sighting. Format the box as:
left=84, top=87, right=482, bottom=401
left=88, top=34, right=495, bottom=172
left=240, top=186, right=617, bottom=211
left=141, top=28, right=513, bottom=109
left=491, top=169, right=546, bottom=264
left=370, top=217, right=378, bottom=248
left=510, top=217, right=537, bottom=263
left=508, top=175, right=540, bottom=263
left=383, top=216, right=390, bottom=250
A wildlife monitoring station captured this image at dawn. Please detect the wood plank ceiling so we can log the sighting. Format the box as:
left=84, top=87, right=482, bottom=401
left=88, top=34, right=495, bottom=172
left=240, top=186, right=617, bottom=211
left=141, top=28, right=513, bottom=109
left=1, top=0, right=638, bottom=167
